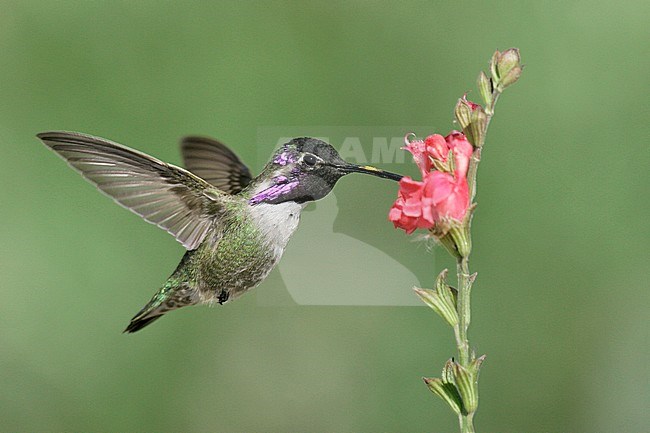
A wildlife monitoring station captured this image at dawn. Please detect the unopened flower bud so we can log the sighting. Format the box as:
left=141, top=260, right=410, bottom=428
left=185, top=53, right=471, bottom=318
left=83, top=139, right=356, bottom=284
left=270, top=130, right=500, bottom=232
left=499, top=65, right=522, bottom=89
left=497, top=48, right=521, bottom=76
left=490, top=48, right=522, bottom=90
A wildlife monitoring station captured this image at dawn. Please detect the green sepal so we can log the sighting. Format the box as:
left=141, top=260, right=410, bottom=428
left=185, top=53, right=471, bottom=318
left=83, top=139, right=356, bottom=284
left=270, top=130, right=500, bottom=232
left=447, top=224, right=472, bottom=258
left=452, top=362, right=479, bottom=414
left=467, top=107, right=488, bottom=148
left=436, top=232, right=462, bottom=259
left=490, top=50, right=500, bottom=81
left=447, top=149, right=456, bottom=174
left=468, top=354, right=487, bottom=381
left=498, top=65, right=522, bottom=90
left=423, top=377, right=464, bottom=415
left=436, top=269, right=457, bottom=309
left=454, top=98, right=472, bottom=130
left=414, top=269, right=459, bottom=327
left=414, top=288, right=458, bottom=327
left=431, top=150, right=453, bottom=174
left=477, top=71, right=493, bottom=107
left=432, top=158, right=450, bottom=173
left=442, top=358, right=456, bottom=384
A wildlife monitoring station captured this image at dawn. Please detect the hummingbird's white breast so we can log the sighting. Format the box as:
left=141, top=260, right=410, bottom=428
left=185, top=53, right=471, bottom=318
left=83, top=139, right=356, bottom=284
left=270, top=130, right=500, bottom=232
left=248, top=201, right=304, bottom=259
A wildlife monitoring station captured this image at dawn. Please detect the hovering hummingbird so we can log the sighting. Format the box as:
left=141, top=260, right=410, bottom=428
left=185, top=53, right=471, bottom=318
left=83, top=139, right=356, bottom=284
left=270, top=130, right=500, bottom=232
left=38, top=131, right=403, bottom=332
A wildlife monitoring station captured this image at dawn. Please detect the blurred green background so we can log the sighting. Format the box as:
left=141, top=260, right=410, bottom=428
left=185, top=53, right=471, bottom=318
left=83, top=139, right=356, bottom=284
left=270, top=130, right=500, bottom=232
left=1, top=1, right=648, bottom=432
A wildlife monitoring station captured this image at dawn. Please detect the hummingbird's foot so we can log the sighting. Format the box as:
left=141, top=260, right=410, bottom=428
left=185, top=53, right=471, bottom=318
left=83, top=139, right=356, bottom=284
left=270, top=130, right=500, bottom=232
left=217, top=290, right=230, bottom=305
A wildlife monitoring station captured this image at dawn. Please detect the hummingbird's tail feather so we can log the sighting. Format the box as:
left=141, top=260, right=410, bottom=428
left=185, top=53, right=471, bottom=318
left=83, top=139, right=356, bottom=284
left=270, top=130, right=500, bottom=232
left=123, top=295, right=168, bottom=333
left=123, top=280, right=198, bottom=333
left=124, top=314, right=164, bottom=333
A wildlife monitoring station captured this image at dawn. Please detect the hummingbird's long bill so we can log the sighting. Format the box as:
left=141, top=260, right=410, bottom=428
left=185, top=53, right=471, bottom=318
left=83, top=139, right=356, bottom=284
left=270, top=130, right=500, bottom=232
left=337, top=163, right=404, bottom=181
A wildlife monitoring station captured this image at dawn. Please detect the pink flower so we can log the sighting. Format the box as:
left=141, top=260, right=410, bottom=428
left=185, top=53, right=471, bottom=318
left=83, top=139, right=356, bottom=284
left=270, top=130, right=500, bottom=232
left=390, top=131, right=473, bottom=234
left=444, top=131, right=473, bottom=178
left=402, top=138, right=432, bottom=176
left=389, top=172, right=470, bottom=233
left=423, top=172, right=469, bottom=222
left=404, top=132, right=473, bottom=178
left=424, top=134, right=449, bottom=161
left=388, top=176, right=434, bottom=234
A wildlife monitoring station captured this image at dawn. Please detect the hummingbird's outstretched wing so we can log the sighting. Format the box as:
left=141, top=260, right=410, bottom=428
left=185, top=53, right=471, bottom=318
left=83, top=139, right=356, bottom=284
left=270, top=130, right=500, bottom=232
left=38, top=131, right=226, bottom=250
left=180, top=136, right=252, bottom=194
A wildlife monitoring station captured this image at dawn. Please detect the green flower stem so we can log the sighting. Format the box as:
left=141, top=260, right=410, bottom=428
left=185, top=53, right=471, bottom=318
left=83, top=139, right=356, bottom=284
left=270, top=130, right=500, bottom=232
left=483, top=91, right=500, bottom=118
left=420, top=50, right=521, bottom=433
left=460, top=412, right=475, bottom=433
left=466, top=148, right=482, bottom=203
left=455, top=85, right=502, bottom=359
left=452, top=86, right=503, bottom=433
left=455, top=256, right=472, bottom=366
left=454, top=252, right=474, bottom=433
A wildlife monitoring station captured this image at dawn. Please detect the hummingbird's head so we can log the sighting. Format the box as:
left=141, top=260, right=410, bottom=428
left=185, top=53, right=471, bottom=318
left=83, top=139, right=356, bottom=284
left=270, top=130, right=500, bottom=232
left=249, top=138, right=403, bottom=205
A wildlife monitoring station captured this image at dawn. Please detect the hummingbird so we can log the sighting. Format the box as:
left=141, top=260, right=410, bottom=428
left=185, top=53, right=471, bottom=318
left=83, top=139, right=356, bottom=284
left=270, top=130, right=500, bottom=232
left=38, top=131, right=403, bottom=332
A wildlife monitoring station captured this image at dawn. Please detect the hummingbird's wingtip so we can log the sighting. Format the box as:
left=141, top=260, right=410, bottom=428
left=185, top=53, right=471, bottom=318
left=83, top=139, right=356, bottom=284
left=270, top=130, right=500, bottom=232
left=37, top=131, right=64, bottom=140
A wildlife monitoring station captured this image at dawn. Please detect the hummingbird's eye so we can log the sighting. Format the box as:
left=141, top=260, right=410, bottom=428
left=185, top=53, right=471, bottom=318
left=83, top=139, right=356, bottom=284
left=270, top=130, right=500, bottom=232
left=303, top=153, right=318, bottom=166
